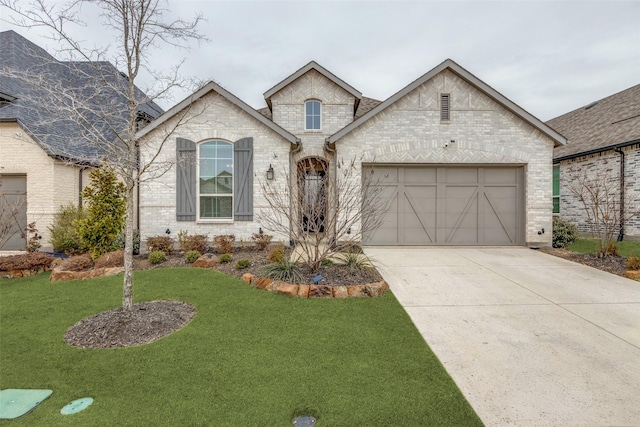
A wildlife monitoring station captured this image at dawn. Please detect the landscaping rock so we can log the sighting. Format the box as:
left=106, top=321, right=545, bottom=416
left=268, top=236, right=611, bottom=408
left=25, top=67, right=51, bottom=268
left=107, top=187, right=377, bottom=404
left=365, top=281, right=389, bottom=297
left=253, top=277, right=272, bottom=289
left=94, top=250, right=124, bottom=268
left=265, top=281, right=280, bottom=291
left=276, top=283, right=299, bottom=297
left=75, top=268, right=105, bottom=280
left=309, top=284, right=333, bottom=298
left=104, top=267, right=124, bottom=277
left=50, top=269, right=77, bottom=282
left=626, top=270, right=640, bottom=281
left=297, top=284, right=310, bottom=298
left=332, top=286, right=349, bottom=298
left=347, top=285, right=366, bottom=297
left=241, top=273, right=254, bottom=284
left=192, top=253, right=219, bottom=268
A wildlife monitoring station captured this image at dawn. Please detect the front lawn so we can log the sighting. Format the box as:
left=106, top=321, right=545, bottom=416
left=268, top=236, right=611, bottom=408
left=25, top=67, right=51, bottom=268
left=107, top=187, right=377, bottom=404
left=568, top=238, right=640, bottom=258
left=0, top=269, right=482, bottom=426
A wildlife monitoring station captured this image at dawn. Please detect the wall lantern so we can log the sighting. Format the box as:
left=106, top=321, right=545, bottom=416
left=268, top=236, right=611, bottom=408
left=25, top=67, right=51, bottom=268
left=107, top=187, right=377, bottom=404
left=266, top=164, right=274, bottom=180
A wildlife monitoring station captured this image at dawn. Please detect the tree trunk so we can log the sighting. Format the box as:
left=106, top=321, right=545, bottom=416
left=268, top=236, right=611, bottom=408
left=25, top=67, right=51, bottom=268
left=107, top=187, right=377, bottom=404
left=123, top=184, right=135, bottom=311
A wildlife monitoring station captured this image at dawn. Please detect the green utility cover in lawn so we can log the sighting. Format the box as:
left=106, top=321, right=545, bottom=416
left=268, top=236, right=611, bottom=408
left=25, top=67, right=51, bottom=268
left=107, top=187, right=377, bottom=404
left=0, top=389, right=53, bottom=419
left=61, top=397, right=93, bottom=415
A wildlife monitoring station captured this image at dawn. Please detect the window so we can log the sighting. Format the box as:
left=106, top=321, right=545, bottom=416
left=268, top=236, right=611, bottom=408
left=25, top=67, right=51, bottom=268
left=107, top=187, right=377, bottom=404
left=305, top=100, right=321, bottom=130
left=198, top=140, right=233, bottom=219
left=440, top=93, right=450, bottom=121
left=553, top=164, right=560, bottom=214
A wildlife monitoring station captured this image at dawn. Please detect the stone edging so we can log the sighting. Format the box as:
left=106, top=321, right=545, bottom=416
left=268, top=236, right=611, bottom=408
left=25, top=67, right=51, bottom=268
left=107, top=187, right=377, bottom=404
left=50, top=267, right=124, bottom=282
left=626, top=270, right=640, bottom=281
left=240, top=273, right=389, bottom=298
left=1, top=265, right=50, bottom=279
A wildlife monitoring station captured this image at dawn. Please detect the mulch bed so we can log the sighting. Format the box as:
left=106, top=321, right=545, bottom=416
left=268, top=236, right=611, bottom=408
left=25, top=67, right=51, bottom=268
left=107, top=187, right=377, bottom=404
left=537, top=247, right=628, bottom=277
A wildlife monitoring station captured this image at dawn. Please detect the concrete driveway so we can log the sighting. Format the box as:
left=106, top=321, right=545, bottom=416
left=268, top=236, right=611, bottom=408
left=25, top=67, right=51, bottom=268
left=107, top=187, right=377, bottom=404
left=363, top=247, right=640, bottom=427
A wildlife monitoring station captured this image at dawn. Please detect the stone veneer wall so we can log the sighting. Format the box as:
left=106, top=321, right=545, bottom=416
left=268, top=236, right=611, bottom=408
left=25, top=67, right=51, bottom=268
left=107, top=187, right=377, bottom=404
left=558, top=144, right=640, bottom=239
left=336, top=69, right=557, bottom=246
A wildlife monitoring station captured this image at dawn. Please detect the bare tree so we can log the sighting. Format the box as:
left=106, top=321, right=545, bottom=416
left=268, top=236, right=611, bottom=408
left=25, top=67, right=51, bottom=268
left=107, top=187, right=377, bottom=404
left=1, top=0, right=206, bottom=309
left=566, top=165, right=640, bottom=258
left=257, top=157, right=388, bottom=272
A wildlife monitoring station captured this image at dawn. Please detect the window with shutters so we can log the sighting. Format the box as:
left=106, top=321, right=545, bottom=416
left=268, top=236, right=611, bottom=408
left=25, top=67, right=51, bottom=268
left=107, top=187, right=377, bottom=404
left=305, top=100, right=322, bottom=130
left=553, top=164, right=560, bottom=214
left=440, top=93, right=450, bottom=121
left=198, top=140, right=233, bottom=219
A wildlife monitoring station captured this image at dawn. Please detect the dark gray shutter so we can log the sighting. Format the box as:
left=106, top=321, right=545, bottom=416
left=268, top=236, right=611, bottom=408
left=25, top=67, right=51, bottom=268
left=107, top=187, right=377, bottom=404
left=234, top=137, right=253, bottom=221
left=176, top=138, right=196, bottom=221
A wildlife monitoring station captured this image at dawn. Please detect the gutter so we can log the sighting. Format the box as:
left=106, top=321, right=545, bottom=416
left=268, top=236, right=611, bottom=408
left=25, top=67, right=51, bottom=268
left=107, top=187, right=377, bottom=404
left=614, top=147, right=625, bottom=241
left=553, top=138, right=640, bottom=163
left=288, top=138, right=303, bottom=246
left=324, top=137, right=338, bottom=248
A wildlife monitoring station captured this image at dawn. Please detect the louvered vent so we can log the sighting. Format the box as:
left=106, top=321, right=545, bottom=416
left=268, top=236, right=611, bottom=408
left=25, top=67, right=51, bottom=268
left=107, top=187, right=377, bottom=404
left=440, top=93, right=450, bottom=121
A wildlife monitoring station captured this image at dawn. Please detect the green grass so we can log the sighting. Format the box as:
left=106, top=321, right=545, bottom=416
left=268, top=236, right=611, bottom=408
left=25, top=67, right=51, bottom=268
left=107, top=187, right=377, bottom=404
left=568, top=238, right=640, bottom=258
left=0, top=269, right=481, bottom=426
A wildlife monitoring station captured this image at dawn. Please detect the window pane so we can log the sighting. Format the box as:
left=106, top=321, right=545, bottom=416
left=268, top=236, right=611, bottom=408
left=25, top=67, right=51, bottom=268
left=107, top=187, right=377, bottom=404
left=313, top=116, right=320, bottom=129
left=200, top=196, right=233, bottom=219
left=215, top=176, right=233, bottom=194
left=306, top=116, right=313, bottom=129
left=217, top=143, right=232, bottom=160
left=553, top=197, right=560, bottom=214
left=200, top=177, right=217, bottom=194
left=306, top=101, right=313, bottom=115
left=200, top=143, right=217, bottom=158
left=552, top=165, right=560, bottom=196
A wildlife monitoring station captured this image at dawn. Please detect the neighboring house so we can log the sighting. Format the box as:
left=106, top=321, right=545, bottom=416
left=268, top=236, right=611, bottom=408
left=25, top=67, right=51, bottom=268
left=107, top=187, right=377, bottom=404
left=0, top=30, right=162, bottom=251
left=547, top=84, right=640, bottom=240
left=138, top=59, right=565, bottom=248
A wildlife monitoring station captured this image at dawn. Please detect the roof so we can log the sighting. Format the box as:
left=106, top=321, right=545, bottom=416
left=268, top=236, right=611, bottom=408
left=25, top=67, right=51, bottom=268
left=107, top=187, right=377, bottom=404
left=263, top=61, right=362, bottom=112
left=137, top=80, right=300, bottom=145
left=0, top=30, right=163, bottom=163
left=547, top=84, right=640, bottom=160
left=327, top=59, right=567, bottom=147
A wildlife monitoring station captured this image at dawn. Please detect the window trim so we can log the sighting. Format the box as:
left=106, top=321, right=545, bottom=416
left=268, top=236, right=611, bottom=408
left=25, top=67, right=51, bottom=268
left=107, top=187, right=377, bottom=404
left=305, top=99, right=322, bottom=131
left=552, top=164, right=560, bottom=214
left=196, top=139, right=234, bottom=222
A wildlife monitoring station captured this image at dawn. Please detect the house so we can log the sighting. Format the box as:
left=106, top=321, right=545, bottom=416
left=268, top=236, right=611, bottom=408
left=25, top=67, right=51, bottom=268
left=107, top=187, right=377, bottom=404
left=0, top=30, right=162, bottom=251
left=547, top=84, right=640, bottom=240
left=137, top=60, right=565, bottom=248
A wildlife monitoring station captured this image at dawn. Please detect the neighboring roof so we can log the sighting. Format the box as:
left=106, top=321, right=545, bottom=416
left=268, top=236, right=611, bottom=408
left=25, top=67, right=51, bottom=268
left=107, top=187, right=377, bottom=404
left=263, top=61, right=362, bottom=112
left=327, top=58, right=567, bottom=147
left=547, top=84, right=640, bottom=161
left=0, top=30, right=163, bottom=163
left=137, top=80, right=300, bottom=145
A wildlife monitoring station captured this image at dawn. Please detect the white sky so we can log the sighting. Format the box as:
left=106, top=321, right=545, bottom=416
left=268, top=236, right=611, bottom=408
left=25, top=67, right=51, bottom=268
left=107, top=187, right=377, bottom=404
left=3, top=0, right=639, bottom=121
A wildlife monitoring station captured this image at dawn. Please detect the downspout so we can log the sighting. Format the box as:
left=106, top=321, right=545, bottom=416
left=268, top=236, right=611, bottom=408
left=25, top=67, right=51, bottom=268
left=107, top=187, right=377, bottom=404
left=614, top=146, right=625, bottom=241
left=289, top=138, right=303, bottom=246
left=78, top=166, right=87, bottom=206
left=324, top=138, right=338, bottom=248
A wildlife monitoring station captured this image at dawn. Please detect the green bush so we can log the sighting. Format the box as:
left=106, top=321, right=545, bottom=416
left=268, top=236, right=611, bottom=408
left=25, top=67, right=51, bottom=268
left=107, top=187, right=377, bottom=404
left=146, top=235, right=175, bottom=254
left=219, top=253, right=232, bottom=264
left=321, top=258, right=334, bottom=266
left=335, top=252, right=371, bottom=271
left=260, top=259, right=302, bottom=282
left=552, top=217, right=578, bottom=248
left=76, top=167, right=126, bottom=258
left=213, top=234, right=235, bottom=254
left=114, top=229, right=140, bottom=255
left=251, top=233, right=273, bottom=250
left=148, top=251, right=167, bottom=265
left=178, top=231, right=209, bottom=253
left=267, top=244, right=285, bottom=263
left=48, top=204, right=88, bottom=255
left=627, top=255, right=640, bottom=270
left=185, top=250, right=201, bottom=264
left=235, top=259, right=251, bottom=270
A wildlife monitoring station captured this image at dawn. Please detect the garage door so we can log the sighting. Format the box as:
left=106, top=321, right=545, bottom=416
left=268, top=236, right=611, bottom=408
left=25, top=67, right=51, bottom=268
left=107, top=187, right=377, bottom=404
left=0, top=175, right=27, bottom=251
left=363, top=166, right=524, bottom=246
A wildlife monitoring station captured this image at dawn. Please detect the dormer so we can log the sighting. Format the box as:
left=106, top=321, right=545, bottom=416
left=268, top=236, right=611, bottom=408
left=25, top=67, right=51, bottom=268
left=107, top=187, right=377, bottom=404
left=263, top=61, right=362, bottom=136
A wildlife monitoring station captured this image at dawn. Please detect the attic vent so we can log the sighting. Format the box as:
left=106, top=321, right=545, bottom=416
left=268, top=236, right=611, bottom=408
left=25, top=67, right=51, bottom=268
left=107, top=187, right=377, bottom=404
left=584, top=101, right=598, bottom=110
left=440, top=93, right=450, bottom=121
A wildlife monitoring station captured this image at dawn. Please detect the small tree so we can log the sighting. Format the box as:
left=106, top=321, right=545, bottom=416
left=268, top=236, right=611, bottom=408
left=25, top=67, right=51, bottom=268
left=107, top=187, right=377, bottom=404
left=566, top=165, right=640, bottom=257
left=76, top=167, right=126, bottom=258
left=257, top=157, right=388, bottom=272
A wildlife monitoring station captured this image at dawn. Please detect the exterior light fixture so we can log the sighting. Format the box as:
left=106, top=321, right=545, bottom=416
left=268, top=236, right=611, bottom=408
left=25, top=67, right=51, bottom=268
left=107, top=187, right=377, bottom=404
left=266, top=164, right=274, bottom=180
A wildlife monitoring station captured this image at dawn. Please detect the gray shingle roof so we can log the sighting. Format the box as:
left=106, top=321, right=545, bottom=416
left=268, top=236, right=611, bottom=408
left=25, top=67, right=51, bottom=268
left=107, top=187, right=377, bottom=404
left=0, top=30, right=163, bottom=163
left=547, top=84, right=640, bottom=160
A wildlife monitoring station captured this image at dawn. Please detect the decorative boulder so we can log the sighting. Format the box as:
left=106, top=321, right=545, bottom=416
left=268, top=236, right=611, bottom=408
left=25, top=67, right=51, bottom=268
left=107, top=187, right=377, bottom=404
left=276, top=283, right=299, bottom=297
left=253, top=277, right=272, bottom=290
left=347, top=285, right=366, bottom=297
left=192, top=253, right=219, bottom=269
left=365, top=281, right=389, bottom=297
left=297, top=284, right=310, bottom=298
left=94, top=250, right=124, bottom=268
left=309, top=285, right=333, bottom=298
left=241, top=273, right=254, bottom=284
left=332, top=286, right=349, bottom=298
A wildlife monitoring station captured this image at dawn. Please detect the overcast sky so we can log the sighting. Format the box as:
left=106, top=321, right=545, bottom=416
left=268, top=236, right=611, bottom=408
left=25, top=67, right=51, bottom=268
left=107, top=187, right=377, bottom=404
left=3, top=1, right=639, bottom=121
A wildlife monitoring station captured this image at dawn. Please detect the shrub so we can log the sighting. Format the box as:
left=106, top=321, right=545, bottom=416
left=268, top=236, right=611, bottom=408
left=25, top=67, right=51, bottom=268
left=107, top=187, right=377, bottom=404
left=76, top=167, right=126, bottom=258
left=335, top=252, right=371, bottom=271
left=213, top=234, right=235, bottom=254
left=321, top=258, right=334, bottom=266
left=0, top=252, right=55, bottom=271
left=60, top=254, right=94, bottom=272
left=219, top=253, right=232, bottom=264
left=148, top=251, right=167, bottom=265
left=114, top=229, right=140, bottom=255
left=25, top=222, right=41, bottom=252
left=552, top=217, right=578, bottom=248
left=185, top=250, right=201, bottom=264
left=146, top=236, right=175, bottom=254
left=627, top=255, right=640, bottom=270
left=49, top=204, right=88, bottom=255
left=235, top=258, right=251, bottom=269
left=94, top=250, right=124, bottom=268
left=603, top=243, right=619, bottom=257
left=267, top=243, right=285, bottom=263
left=251, top=233, right=273, bottom=250
left=178, top=231, right=209, bottom=253
left=260, top=259, right=302, bottom=282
